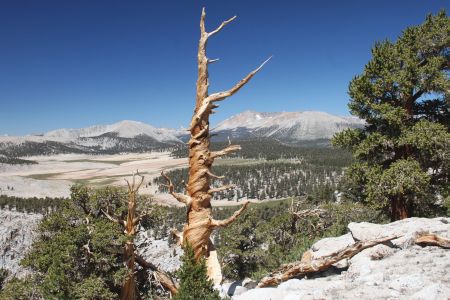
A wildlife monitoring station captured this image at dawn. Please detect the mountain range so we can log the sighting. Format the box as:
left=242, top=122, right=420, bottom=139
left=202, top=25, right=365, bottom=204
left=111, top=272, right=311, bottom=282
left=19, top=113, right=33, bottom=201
left=210, top=110, right=364, bottom=142
left=0, top=111, right=364, bottom=157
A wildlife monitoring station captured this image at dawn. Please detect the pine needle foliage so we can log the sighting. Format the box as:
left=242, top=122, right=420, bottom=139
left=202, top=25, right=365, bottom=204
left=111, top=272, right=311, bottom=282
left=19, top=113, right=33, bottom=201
left=333, top=11, right=449, bottom=220
left=173, top=244, right=221, bottom=300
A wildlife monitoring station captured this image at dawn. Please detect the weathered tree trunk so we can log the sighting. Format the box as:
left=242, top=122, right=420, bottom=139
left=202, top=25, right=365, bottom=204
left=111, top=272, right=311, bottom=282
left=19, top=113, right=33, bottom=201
left=163, top=8, right=269, bottom=285
left=258, top=231, right=450, bottom=288
left=103, top=173, right=167, bottom=299
left=391, top=195, right=409, bottom=221
left=415, top=233, right=450, bottom=249
left=121, top=241, right=137, bottom=300
left=120, top=175, right=143, bottom=300
left=258, top=235, right=398, bottom=288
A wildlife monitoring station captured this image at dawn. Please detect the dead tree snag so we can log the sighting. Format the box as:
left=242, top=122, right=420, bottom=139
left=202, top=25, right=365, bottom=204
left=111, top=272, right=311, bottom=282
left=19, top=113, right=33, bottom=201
left=163, top=7, right=270, bottom=285
left=103, top=171, right=177, bottom=298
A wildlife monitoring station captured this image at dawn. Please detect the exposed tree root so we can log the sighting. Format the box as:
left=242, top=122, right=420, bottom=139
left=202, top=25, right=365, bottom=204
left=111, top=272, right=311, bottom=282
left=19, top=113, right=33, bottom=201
left=257, top=235, right=398, bottom=288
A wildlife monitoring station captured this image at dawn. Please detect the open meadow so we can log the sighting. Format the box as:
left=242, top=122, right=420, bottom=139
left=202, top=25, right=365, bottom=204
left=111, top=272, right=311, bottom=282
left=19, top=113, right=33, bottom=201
left=0, top=152, right=187, bottom=203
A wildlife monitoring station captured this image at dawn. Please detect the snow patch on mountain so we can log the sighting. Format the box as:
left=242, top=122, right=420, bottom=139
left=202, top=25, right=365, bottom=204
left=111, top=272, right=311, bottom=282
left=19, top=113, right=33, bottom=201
left=0, top=120, right=182, bottom=157
left=214, top=110, right=365, bottom=141
left=44, top=120, right=180, bottom=142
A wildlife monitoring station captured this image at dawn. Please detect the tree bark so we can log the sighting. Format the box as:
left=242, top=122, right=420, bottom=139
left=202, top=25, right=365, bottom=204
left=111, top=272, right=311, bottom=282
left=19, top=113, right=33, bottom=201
left=163, top=8, right=269, bottom=285
left=121, top=241, right=137, bottom=300
left=390, top=195, right=410, bottom=221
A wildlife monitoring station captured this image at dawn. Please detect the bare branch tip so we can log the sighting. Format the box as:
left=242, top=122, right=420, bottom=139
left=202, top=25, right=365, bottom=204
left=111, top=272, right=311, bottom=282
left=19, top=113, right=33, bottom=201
left=256, top=55, right=273, bottom=72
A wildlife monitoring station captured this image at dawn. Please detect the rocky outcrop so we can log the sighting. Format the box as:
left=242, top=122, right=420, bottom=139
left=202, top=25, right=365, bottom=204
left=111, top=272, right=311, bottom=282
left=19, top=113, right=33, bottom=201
left=232, top=217, right=450, bottom=300
left=135, top=231, right=183, bottom=273
left=0, top=209, right=42, bottom=278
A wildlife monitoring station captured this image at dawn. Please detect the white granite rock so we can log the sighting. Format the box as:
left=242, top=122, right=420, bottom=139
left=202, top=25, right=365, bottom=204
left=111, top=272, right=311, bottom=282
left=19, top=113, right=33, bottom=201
left=348, top=217, right=450, bottom=248
left=235, top=217, right=450, bottom=300
left=135, top=232, right=183, bottom=273
left=0, top=209, right=42, bottom=278
left=311, top=232, right=355, bottom=259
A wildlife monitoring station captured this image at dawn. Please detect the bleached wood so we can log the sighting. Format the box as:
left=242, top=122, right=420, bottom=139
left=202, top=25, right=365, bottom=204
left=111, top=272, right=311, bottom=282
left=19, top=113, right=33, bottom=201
left=258, top=235, right=398, bottom=287
left=161, top=171, right=192, bottom=205
left=101, top=209, right=126, bottom=227
left=211, top=201, right=250, bottom=227
left=416, top=233, right=450, bottom=249
left=135, top=254, right=179, bottom=295
left=207, top=15, right=237, bottom=38
left=206, top=170, right=225, bottom=179
left=207, top=58, right=220, bottom=64
left=208, top=184, right=236, bottom=194
left=180, top=8, right=269, bottom=285
left=207, top=56, right=272, bottom=103
left=211, top=144, right=242, bottom=159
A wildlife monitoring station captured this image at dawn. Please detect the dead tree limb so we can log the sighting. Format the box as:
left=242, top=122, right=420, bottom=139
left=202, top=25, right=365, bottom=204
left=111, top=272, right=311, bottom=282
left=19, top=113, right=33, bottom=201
left=257, top=235, right=398, bottom=288
left=102, top=171, right=178, bottom=298
left=211, top=145, right=242, bottom=159
left=415, top=233, right=450, bottom=249
left=101, top=209, right=126, bottom=227
left=206, top=56, right=272, bottom=103
left=208, top=184, right=235, bottom=194
left=161, top=171, right=192, bottom=205
left=135, top=254, right=179, bottom=295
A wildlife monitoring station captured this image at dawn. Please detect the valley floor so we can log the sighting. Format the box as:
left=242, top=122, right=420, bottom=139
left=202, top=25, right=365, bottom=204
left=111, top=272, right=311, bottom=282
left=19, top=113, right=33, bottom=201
left=0, top=152, right=270, bottom=206
left=0, top=152, right=187, bottom=202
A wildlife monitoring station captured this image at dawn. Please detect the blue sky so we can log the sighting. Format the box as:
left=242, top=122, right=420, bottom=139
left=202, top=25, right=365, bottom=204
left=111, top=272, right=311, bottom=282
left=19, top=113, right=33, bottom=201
left=0, top=0, right=448, bottom=135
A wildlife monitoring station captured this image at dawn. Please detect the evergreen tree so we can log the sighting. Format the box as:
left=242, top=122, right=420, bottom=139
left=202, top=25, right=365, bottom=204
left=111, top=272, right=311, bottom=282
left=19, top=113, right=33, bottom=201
left=173, top=245, right=221, bottom=300
left=0, top=185, right=166, bottom=299
left=333, top=11, right=449, bottom=220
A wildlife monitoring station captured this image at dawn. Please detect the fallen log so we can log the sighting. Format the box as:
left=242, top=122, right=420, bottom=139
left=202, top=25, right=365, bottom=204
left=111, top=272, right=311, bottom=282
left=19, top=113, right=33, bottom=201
left=135, top=254, right=178, bottom=295
left=258, top=235, right=398, bottom=288
left=415, top=233, right=450, bottom=249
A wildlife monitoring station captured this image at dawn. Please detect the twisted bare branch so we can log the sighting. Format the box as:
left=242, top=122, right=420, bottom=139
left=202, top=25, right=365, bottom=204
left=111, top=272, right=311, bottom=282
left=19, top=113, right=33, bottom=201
left=135, top=254, right=178, bottom=295
left=207, top=56, right=272, bottom=103
left=208, top=15, right=237, bottom=38
left=189, top=55, right=271, bottom=130
left=208, top=184, right=235, bottom=194
left=206, top=170, right=225, bottom=179
left=211, top=201, right=250, bottom=227
left=211, top=144, right=241, bottom=159
left=125, top=171, right=144, bottom=193
left=101, top=209, right=126, bottom=227
left=161, top=171, right=192, bottom=205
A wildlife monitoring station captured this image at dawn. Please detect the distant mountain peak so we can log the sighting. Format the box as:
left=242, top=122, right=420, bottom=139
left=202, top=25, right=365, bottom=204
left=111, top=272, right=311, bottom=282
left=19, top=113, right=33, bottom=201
left=42, top=120, right=180, bottom=142
left=0, top=111, right=364, bottom=157
left=213, top=110, right=364, bottom=141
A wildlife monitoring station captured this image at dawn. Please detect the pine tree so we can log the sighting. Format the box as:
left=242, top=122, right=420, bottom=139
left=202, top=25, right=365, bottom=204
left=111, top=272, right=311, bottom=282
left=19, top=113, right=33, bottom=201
left=173, top=245, right=221, bottom=300
left=333, top=11, right=449, bottom=221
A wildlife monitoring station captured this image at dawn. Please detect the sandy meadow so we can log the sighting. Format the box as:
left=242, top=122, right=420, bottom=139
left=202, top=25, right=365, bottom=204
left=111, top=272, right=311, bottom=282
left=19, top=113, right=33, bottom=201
left=0, top=152, right=187, bottom=204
